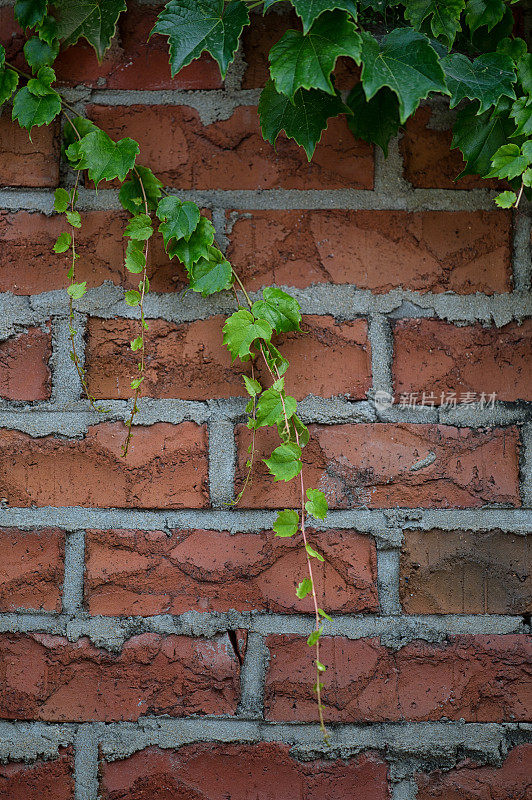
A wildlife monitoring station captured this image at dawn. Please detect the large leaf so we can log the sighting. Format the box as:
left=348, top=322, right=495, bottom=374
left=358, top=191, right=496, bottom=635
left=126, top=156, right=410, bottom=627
left=53, top=0, right=126, bottom=61
left=404, top=0, right=465, bottom=46
left=346, top=83, right=400, bottom=157
left=442, top=52, right=516, bottom=114
left=259, top=79, right=348, bottom=160
left=465, top=0, right=505, bottom=34
left=66, top=128, right=139, bottom=186
left=251, top=288, right=301, bottom=333
left=222, top=309, right=272, bottom=362
left=290, top=0, right=358, bottom=33
left=167, top=216, right=215, bottom=266
left=152, top=0, right=249, bottom=78
left=451, top=98, right=514, bottom=177
left=269, top=10, right=361, bottom=97
left=359, top=28, right=447, bottom=124
left=188, top=248, right=233, bottom=296
left=264, top=442, right=302, bottom=482
left=156, top=196, right=201, bottom=244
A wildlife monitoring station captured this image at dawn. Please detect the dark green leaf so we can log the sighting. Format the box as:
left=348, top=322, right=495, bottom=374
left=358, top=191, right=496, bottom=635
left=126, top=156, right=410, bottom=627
left=441, top=52, right=515, bottom=114
left=167, top=216, right=215, bottom=266
left=252, top=287, right=301, bottom=333
left=254, top=388, right=297, bottom=428
left=465, top=0, right=505, bottom=34
left=496, top=37, right=527, bottom=64
left=0, top=67, right=19, bottom=107
left=291, top=0, right=357, bottom=33
left=53, top=0, right=126, bottom=61
left=66, top=129, right=139, bottom=186
left=23, top=37, right=59, bottom=71
left=296, top=578, right=313, bottom=598
left=156, top=196, right=201, bottom=244
left=273, top=509, right=299, bottom=537
left=305, top=488, right=328, bottom=519
left=345, top=83, right=400, bottom=157
left=119, top=166, right=163, bottom=213
left=124, top=213, right=153, bottom=241
left=62, top=115, right=98, bottom=150
left=36, top=14, right=58, bottom=44
left=451, top=98, right=514, bottom=177
left=510, top=97, right=532, bottom=138
left=189, top=247, right=233, bottom=296
left=517, top=53, right=532, bottom=96
left=223, top=309, right=273, bottom=361
left=125, top=239, right=146, bottom=273
left=486, top=143, right=528, bottom=179
left=12, top=82, right=61, bottom=133
left=264, top=441, right=302, bottom=481
left=404, top=0, right=465, bottom=46
left=15, top=0, right=47, bottom=28
left=53, top=231, right=71, bottom=252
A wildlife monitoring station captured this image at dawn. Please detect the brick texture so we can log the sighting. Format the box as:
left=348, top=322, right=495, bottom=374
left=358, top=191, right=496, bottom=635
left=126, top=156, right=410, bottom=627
left=0, top=528, right=64, bottom=612
left=0, top=748, right=74, bottom=800
left=0, top=111, right=59, bottom=188
left=265, top=634, right=532, bottom=722
left=0, top=325, right=52, bottom=401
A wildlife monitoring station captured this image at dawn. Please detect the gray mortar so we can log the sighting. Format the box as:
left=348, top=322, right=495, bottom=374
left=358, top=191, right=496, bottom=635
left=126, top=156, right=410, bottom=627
left=50, top=313, right=85, bottom=404
left=368, top=313, right=393, bottom=396
left=208, top=418, right=236, bottom=506
left=376, top=549, right=401, bottom=615
left=237, top=632, right=268, bottom=718
left=74, top=725, right=99, bottom=800
left=520, top=423, right=532, bottom=508
left=512, top=211, right=532, bottom=293
left=61, top=530, right=86, bottom=614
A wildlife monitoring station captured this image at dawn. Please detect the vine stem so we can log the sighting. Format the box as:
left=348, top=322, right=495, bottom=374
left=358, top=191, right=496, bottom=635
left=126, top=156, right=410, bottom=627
left=6, top=62, right=82, bottom=116
left=515, top=182, right=525, bottom=208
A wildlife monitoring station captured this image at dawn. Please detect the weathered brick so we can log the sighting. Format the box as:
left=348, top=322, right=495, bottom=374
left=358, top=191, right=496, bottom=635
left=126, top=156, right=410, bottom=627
left=226, top=209, right=511, bottom=293
left=85, top=315, right=371, bottom=401
left=0, top=422, right=208, bottom=508
left=0, top=325, right=52, bottom=401
left=0, top=632, right=239, bottom=721
left=87, top=104, right=374, bottom=190
left=0, top=748, right=74, bottom=800
left=393, top=319, right=532, bottom=403
left=416, top=744, right=532, bottom=800
left=265, top=634, right=532, bottom=722
left=0, top=528, right=64, bottom=612
left=84, top=528, right=378, bottom=616
left=235, top=424, right=520, bottom=509
left=400, top=529, right=531, bottom=615
left=0, top=111, right=59, bottom=188
left=100, top=743, right=390, bottom=800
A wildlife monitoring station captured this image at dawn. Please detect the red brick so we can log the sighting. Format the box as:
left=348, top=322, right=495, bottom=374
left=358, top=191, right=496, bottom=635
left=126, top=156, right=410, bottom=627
left=100, top=743, right=390, bottom=800
left=85, top=315, right=371, bottom=401
left=0, top=422, right=208, bottom=508
left=401, top=529, right=532, bottom=615
left=393, top=319, right=532, bottom=403
left=0, top=528, right=64, bottom=612
left=0, top=748, right=74, bottom=800
left=0, top=111, right=59, bottom=188
left=0, top=326, right=52, bottom=401
left=88, top=104, right=374, bottom=190
left=265, top=634, right=532, bottom=722
left=226, top=209, right=511, bottom=293
left=416, top=744, right=532, bottom=800
left=235, top=424, right=520, bottom=509
left=84, top=527, right=378, bottom=616
left=0, top=632, right=239, bottom=721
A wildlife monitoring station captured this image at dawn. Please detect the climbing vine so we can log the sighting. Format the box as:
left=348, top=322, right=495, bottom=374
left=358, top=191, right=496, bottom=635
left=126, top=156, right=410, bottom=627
left=1, top=0, right=530, bottom=741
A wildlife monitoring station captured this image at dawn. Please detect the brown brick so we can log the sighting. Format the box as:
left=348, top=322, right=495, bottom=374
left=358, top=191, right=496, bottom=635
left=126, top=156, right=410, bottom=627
left=416, top=744, right=532, bottom=800
left=0, top=111, right=59, bottom=188
left=265, top=634, right=532, bottom=722
left=0, top=748, right=74, bottom=800
left=235, top=424, right=520, bottom=509
left=393, top=319, right=532, bottom=403
left=0, top=632, right=239, bottom=721
left=100, top=743, right=390, bottom=800
left=87, top=104, right=374, bottom=190
left=0, top=422, right=208, bottom=508
left=0, top=528, right=64, bottom=612
left=84, top=528, right=378, bottom=616
left=0, top=325, right=52, bottom=401
left=400, top=529, right=531, bottom=615
left=85, top=315, right=371, bottom=401
left=226, top=209, right=511, bottom=293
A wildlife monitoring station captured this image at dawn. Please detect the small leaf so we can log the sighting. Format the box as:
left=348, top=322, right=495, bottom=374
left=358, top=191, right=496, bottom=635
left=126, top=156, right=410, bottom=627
left=523, top=168, right=532, bottom=188
left=305, top=543, right=325, bottom=561
left=130, top=336, right=143, bottom=351
left=296, top=578, right=313, bottom=598
left=510, top=96, right=532, bottom=138
left=316, top=659, right=327, bottom=672
left=67, top=281, right=87, bottom=299
left=131, top=376, right=144, bottom=390
left=465, top=0, right=505, bottom=35
left=119, top=166, right=163, bottom=213
left=252, top=287, right=302, bottom=333
left=243, top=375, right=262, bottom=397
left=494, top=190, right=517, bottom=208
left=189, top=247, right=233, bottom=296
left=305, top=488, right=328, bottom=520
left=12, top=82, right=61, bottom=134
left=65, top=209, right=81, bottom=228
left=517, top=53, right=532, bottom=96
left=277, top=414, right=310, bottom=447
left=125, top=289, right=141, bottom=306
left=54, top=187, right=70, bottom=213
left=156, top=196, right=201, bottom=244
left=254, top=387, right=297, bottom=428
left=53, top=231, right=72, bottom=252
left=125, top=213, right=153, bottom=241
left=125, top=239, right=146, bottom=273
left=0, top=66, right=19, bottom=106
left=273, top=509, right=299, bottom=537
left=264, top=442, right=302, bottom=482
left=223, top=308, right=273, bottom=361
left=167, top=216, right=215, bottom=266
left=318, top=608, right=332, bottom=621
left=15, top=0, right=47, bottom=28
left=486, top=143, right=528, bottom=179
left=66, top=129, right=139, bottom=187
left=307, top=626, right=324, bottom=646
left=262, top=342, right=289, bottom=376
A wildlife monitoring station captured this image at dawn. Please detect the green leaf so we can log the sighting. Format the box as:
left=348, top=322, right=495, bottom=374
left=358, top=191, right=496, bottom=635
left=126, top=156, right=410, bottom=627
left=523, top=168, right=532, bottom=188
left=277, top=414, right=310, bottom=447
left=451, top=98, right=514, bottom=177
left=252, top=287, right=302, bottom=334
left=189, top=248, right=233, bottom=296
left=37, top=15, right=59, bottom=44
left=243, top=375, right=262, bottom=396
left=130, top=336, right=143, bottom=351
left=290, top=0, right=358, bottom=33
left=441, top=53, right=516, bottom=115
left=152, top=0, right=250, bottom=79
left=125, top=213, right=153, bottom=241
left=273, top=509, right=299, bottom=537
left=305, top=488, right=328, bottom=520
left=53, top=231, right=72, bottom=252
left=318, top=607, right=332, bottom=621
left=404, top=0, right=465, bottom=46
left=465, top=0, right=505, bottom=34
left=345, top=84, right=400, bottom=158
left=131, top=376, right=144, bottom=390
left=259, top=79, right=348, bottom=160
left=269, top=10, right=361, bottom=97
left=496, top=37, right=527, bottom=64
left=522, top=141, right=532, bottom=164
left=12, top=84, right=61, bottom=133
left=222, top=308, right=273, bottom=361
left=156, top=196, right=201, bottom=244
left=510, top=97, right=532, bottom=138
left=494, top=190, right=517, bottom=208
left=0, top=67, right=19, bottom=107
left=517, top=53, right=532, bottom=96
left=307, top=625, right=323, bottom=646
left=119, top=166, right=163, bottom=213
left=316, top=659, right=326, bottom=672
left=54, top=187, right=70, bottom=213
left=359, top=28, right=448, bottom=124
left=264, top=441, right=302, bottom=481
left=486, top=144, right=528, bottom=180
left=296, top=578, right=313, bottom=598
left=66, top=129, right=139, bottom=186
left=125, top=239, right=146, bottom=273
left=254, top=388, right=297, bottom=428
left=62, top=115, right=98, bottom=151
left=65, top=209, right=81, bottom=228
left=305, top=542, right=325, bottom=561
left=15, top=0, right=47, bottom=28
left=53, top=0, right=127, bottom=61
left=167, top=216, right=215, bottom=266
left=262, top=342, right=289, bottom=377
left=23, top=37, right=59, bottom=72
left=125, top=289, right=141, bottom=306
left=67, top=281, right=87, bottom=299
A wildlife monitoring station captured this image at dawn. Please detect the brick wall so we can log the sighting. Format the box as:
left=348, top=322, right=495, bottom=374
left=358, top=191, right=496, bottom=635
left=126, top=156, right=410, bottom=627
left=0, top=4, right=531, bottom=799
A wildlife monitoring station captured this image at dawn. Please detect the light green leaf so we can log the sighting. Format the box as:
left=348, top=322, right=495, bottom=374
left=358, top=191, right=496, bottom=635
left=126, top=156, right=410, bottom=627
left=53, top=0, right=127, bottom=61
left=259, top=79, right=348, bottom=160
left=277, top=414, right=310, bottom=447
left=254, top=388, right=297, bottom=428
left=305, top=488, right=328, bottom=520
left=167, top=216, right=215, bottom=266
left=273, top=509, right=299, bottom=537
left=262, top=342, right=289, bottom=377
left=152, top=0, right=249, bottom=78
left=125, top=289, right=141, bottom=306
left=522, top=141, right=532, bottom=163
left=222, top=308, right=273, bottom=361
left=0, top=66, right=19, bottom=107
left=451, top=98, right=514, bottom=177
left=404, top=0, right=465, bottom=46
left=125, top=239, right=146, bottom=273
left=65, top=209, right=81, bottom=228
left=494, top=190, right=517, bottom=208
left=243, top=375, right=262, bottom=396
left=307, top=625, right=323, bottom=646
left=125, top=213, right=153, bottom=241
left=53, top=231, right=72, bottom=252
left=360, top=28, right=448, bottom=124
left=67, top=281, right=87, bottom=299
left=296, top=578, right=313, bottom=598
left=12, top=84, right=61, bottom=133
left=305, top=542, right=325, bottom=561
left=264, top=441, right=302, bottom=481
left=119, top=166, right=163, bottom=213
left=130, top=336, right=143, bottom=351
left=486, top=143, right=528, bottom=180
left=252, top=287, right=302, bottom=333
left=269, top=10, right=361, bottom=97
left=15, top=0, right=47, bottom=28
left=316, top=659, right=326, bottom=672
left=156, top=196, right=201, bottom=244
left=441, top=53, right=516, bottom=115
left=291, top=0, right=357, bottom=33
left=131, top=376, right=144, bottom=390
left=345, top=84, right=400, bottom=158
left=465, top=0, right=505, bottom=34
left=54, top=187, right=70, bottom=213
left=189, top=248, right=233, bottom=296
left=510, top=97, right=532, bottom=138
left=523, top=168, right=532, bottom=187
left=23, top=37, right=59, bottom=72
left=318, top=607, right=332, bottom=621
left=66, top=129, right=139, bottom=187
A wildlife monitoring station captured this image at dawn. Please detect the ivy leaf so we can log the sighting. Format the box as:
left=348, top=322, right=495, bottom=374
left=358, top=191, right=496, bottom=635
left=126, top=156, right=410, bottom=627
left=131, top=336, right=143, bottom=351
left=486, top=143, right=528, bottom=179
left=305, top=488, right=328, bottom=520
left=296, top=578, right=313, bottom=599
left=152, top=0, right=249, bottom=79
left=54, top=188, right=70, bottom=212
left=360, top=28, right=448, bottom=124
left=273, top=509, right=299, bottom=537
left=125, top=239, right=146, bottom=273
left=290, top=0, right=358, bottom=33
left=23, top=37, right=59, bottom=72
left=517, top=53, right=532, bottom=96
left=264, top=441, right=302, bottom=482
left=523, top=167, right=532, bottom=188
left=125, top=289, right=141, bottom=306
left=119, top=166, right=163, bottom=214
left=278, top=414, right=310, bottom=447
left=53, top=0, right=127, bottom=61
left=404, top=0, right=465, bottom=47
left=15, top=0, right=47, bottom=28
left=66, top=129, right=139, bottom=187
left=252, top=287, right=302, bottom=334
left=305, top=543, right=324, bottom=561
left=156, top=196, right=201, bottom=245
left=496, top=37, right=527, bottom=64
left=243, top=375, right=262, bottom=396
left=0, top=67, right=19, bottom=107
left=167, top=216, right=215, bottom=266
left=12, top=71, right=61, bottom=134
left=345, top=84, right=400, bottom=157
left=494, top=190, right=517, bottom=208
left=67, top=281, right=87, bottom=299
left=124, top=214, right=153, bottom=241
left=510, top=97, right=532, bottom=138
left=65, top=209, right=81, bottom=227
left=465, top=0, right=505, bottom=34
left=37, top=15, right=59, bottom=44
left=259, top=79, right=348, bottom=160
left=307, top=626, right=323, bottom=646
left=269, top=11, right=361, bottom=97
left=53, top=231, right=72, bottom=252
left=222, top=309, right=273, bottom=361
left=254, top=388, right=297, bottom=428
left=451, top=98, right=514, bottom=177
left=318, top=607, right=332, bottom=621
left=441, top=53, right=516, bottom=115
left=189, top=248, right=233, bottom=296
